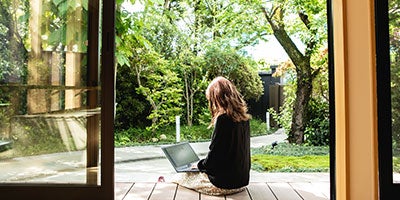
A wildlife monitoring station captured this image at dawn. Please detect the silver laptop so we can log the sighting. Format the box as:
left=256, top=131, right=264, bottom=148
left=161, top=142, right=200, bottom=172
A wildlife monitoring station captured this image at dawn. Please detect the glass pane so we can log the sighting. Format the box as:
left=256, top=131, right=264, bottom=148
left=390, top=0, right=400, bottom=184
left=0, top=0, right=100, bottom=185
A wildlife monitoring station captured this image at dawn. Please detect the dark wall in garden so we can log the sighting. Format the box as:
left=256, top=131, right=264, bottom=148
left=248, top=65, right=283, bottom=125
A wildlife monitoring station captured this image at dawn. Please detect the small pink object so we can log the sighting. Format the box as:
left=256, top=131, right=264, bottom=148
left=158, top=176, right=165, bottom=182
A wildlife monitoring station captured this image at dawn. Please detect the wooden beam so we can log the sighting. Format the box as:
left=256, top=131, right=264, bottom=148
left=333, top=0, right=379, bottom=199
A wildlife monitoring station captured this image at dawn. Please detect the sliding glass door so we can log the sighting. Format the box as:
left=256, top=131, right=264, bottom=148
left=0, top=0, right=115, bottom=199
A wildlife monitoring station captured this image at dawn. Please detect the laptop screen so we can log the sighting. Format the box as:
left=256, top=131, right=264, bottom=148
left=162, top=143, right=199, bottom=167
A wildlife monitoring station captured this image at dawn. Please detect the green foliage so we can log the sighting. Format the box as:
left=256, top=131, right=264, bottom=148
left=114, top=118, right=273, bottom=146
left=0, top=104, right=11, bottom=140
left=115, top=3, right=153, bottom=131
left=114, top=0, right=329, bottom=147
left=304, top=98, right=329, bottom=146
left=250, top=118, right=273, bottom=136
left=204, top=45, right=264, bottom=101
left=174, top=49, right=209, bottom=126
left=141, top=10, right=187, bottom=59
left=0, top=0, right=27, bottom=84
left=246, top=0, right=328, bottom=144
left=137, top=71, right=182, bottom=133
left=43, top=0, right=88, bottom=52
left=115, top=66, right=150, bottom=131
left=268, top=69, right=297, bottom=132
left=134, top=53, right=183, bottom=133
left=251, top=154, right=329, bottom=172
left=115, top=0, right=267, bottom=132
left=269, top=85, right=330, bottom=146
left=116, top=4, right=184, bottom=133
left=114, top=124, right=211, bottom=146
left=251, top=142, right=329, bottom=172
left=178, top=125, right=213, bottom=142
left=289, top=0, right=328, bottom=54
left=197, top=107, right=212, bottom=126
left=189, top=0, right=268, bottom=48
left=115, top=127, right=155, bottom=146
left=2, top=117, right=67, bottom=158
left=390, top=0, right=400, bottom=150
left=394, top=156, right=400, bottom=173
left=269, top=49, right=329, bottom=146
left=252, top=142, right=329, bottom=156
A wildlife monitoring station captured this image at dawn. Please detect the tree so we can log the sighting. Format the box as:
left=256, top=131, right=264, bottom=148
left=176, top=49, right=208, bottom=126
left=257, top=0, right=327, bottom=144
left=182, top=0, right=265, bottom=124
left=135, top=55, right=183, bottom=134
left=0, top=0, right=28, bottom=84
left=116, top=2, right=183, bottom=134
left=0, top=0, right=29, bottom=135
left=204, top=45, right=264, bottom=101
left=116, top=0, right=282, bottom=133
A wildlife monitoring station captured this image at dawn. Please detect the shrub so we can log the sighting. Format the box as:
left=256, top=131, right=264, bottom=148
left=304, top=98, right=330, bottom=146
left=394, top=156, right=400, bottom=173
left=114, top=118, right=276, bottom=146
left=250, top=118, right=276, bottom=136
left=251, top=142, right=329, bottom=156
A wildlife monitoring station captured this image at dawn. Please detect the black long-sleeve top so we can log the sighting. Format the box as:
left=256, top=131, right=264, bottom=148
left=197, top=114, right=250, bottom=189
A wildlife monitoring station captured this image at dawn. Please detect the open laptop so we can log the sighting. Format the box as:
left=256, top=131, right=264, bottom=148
left=161, top=142, right=200, bottom=172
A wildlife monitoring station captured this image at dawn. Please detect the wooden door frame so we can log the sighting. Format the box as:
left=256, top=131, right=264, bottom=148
left=100, top=0, right=116, bottom=198
left=333, top=0, right=379, bottom=199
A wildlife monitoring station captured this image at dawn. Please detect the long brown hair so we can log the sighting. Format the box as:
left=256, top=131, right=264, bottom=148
left=206, top=76, right=251, bottom=126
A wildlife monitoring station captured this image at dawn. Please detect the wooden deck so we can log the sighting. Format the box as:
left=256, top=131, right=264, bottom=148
left=115, top=182, right=330, bottom=200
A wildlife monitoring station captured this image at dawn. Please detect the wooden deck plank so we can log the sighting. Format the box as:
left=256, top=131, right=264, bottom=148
left=225, top=189, right=251, bottom=200
left=247, top=182, right=277, bottom=200
left=311, top=182, right=330, bottom=199
left=268, top=182, right=302, bottom=200
left=290, top=182, right=329, bottom=200
left=200, top=193, right=225, bottom=200
left=149, top=182, right=177, bottom=200
left=115, top=182, right=133, bottom=200
left=123, top=182, right=155, bottom=200
left=115, top=181, right=330, bottom=200
left=175, top=185, right=200, bottom=200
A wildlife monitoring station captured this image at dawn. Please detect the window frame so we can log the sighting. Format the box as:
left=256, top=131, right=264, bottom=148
left=376, top=0, right=400, bottom=198
left=0, top=0, right=116, bottom=199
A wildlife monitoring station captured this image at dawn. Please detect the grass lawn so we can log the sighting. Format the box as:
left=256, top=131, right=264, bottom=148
left=393, top=156, right=400, bottom=173
left=251, top=143, right=330, bottom=172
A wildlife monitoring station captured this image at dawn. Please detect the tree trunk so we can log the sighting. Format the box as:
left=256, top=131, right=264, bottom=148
left=184, top=73, right=193, bottom=126
left=271, top=30, right=313, bottom=144
left=135, top=69, right=158, bottom=135
left=189, top=92, right=194, bottom=126
left=262, top=5, right=315, bottom=144
left=27, top=0, right=46, bottom=114
left=288, top=70, right=313, bottom=144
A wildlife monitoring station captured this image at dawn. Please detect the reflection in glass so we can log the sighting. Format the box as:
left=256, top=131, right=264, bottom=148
left=390, top=0, right=400, bottom=183
left=0, top=0, right=100, bottom=184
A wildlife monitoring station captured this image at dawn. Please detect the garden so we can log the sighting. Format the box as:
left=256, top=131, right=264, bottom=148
left=114, top=0, right=331, bottom=173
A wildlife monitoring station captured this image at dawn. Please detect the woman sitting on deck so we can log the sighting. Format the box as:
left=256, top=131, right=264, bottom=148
left=173, top=76, right=251, bottom=196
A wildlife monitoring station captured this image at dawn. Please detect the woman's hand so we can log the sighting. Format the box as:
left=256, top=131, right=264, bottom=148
left=191, top=162, right=199, bottom=169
